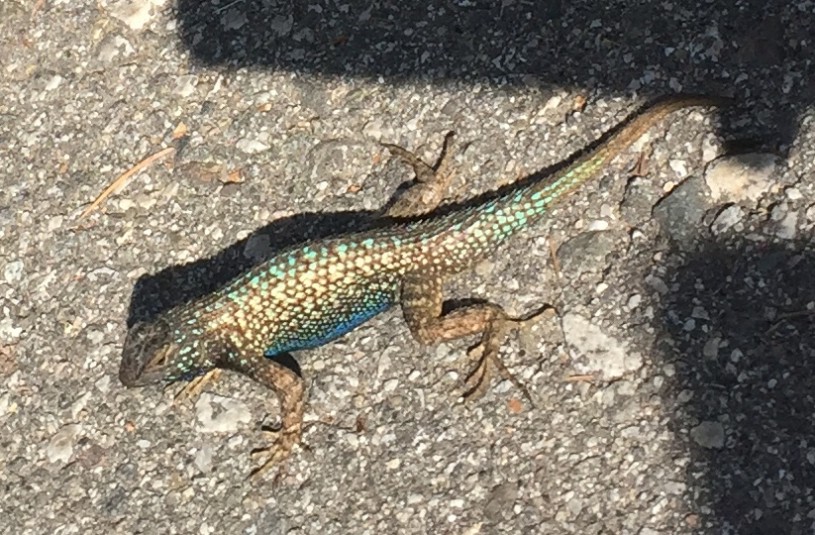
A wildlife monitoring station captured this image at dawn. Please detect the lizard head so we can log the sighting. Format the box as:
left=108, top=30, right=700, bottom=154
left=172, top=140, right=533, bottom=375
left=119, top=318, right=185, bottom=387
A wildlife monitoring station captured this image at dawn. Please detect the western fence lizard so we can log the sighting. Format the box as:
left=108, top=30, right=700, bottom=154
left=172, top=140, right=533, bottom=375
left=119, top=95, right=721, bottom=478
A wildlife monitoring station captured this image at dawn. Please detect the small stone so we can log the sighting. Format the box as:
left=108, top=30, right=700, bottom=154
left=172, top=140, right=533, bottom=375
left=174, top=75, right=199, bottom=98
left=652, top=375, right=664, bottom=389
left=47, top=424, right=82, bottom=464
left=563, top=313, right=643, bottom=380
left=702, top=337, right=720, bottom=359
left=644, top=274, right=669, bottom=295
left=47, top=215, right=65, bottom=231
left=270, top=14, right=294, bottom=36
left=236, top=137, right=271, bottom=155
left=195, top=393, right=251, bottom=433
left=786, top=187, right=803, bottom=201
left=677, top=390, right=694, bottom=404
left=710, top=205, right=744, bottom=234
left=222, top=9, right=248, bottom=31
left=653, top=176, right=710, bottom=249
left=194, top=443, right=214, bottom=473
left=96, top=34, right=135, bottom=63
left=45, top=75, right=64, bottom=91
left=3, top=260, right=23, bottom=284
left=556, top=231, right=619, bottom=277
left=669, top=158, right=688, bottom=177
left=362, top=118, right=385, bottom=140
left=566, top=496, right=583, bottom=516
left=484, top=481, right=519, bottom=522
left=0, top=318, right=23, bottom=339
left=690, top=421, right=725, bottom=449
left=772, top=210, right=797, bottom=240
left=626, top=293, right=642, bottom=309
left=730, top=349, right=743, bottom=363
left=587, top=219, right=609, bottom=231
left=382, top=378, right=399, bottom=392
left=705, top=153, right=778, bottom=203
left=107, top=0, right=160, bottom=31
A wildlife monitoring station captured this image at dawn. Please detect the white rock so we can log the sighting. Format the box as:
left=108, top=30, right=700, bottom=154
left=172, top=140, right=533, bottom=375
left=46, top=424, right=82, bottom=464
left=195, top=393, right=252, bottom=433
left=705, top=154, right=778, bottom=203
left=562, top=313, right=643, bottom=380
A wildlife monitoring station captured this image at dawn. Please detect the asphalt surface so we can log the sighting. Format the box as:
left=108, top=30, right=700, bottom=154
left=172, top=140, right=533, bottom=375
left=2, top=0, right=815, bottom=533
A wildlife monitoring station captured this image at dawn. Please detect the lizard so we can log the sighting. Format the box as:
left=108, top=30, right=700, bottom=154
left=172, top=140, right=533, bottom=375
left=119, top=95, right=721, bottom=478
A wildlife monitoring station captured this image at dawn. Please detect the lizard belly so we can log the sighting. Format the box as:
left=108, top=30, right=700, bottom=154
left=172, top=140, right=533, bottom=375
left=262, top=278, right=400, bottom=356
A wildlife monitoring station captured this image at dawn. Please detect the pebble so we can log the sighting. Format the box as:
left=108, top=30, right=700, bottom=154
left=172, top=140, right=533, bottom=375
left=563, top=313, right=643, bottom=380
left=705, top=153, right=778, bottom=203
left=46, top=424, right=82, bottom=464
left=710, top=205, right=744, bottom=234
left=195, top=393, right=252, bottom=433
left=690, top=421, right=725, bottom=449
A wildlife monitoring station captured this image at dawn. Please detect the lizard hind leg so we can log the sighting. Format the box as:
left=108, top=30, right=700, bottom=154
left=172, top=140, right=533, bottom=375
left=401, top=276, right=550, bottom=404
left=383, top=131, right=458, bottom=218
left=462, top=305, right=556, bottom=403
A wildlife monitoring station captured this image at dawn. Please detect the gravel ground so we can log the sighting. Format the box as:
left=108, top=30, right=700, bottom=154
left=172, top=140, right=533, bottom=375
left=2, top=1, right=815, bottom=534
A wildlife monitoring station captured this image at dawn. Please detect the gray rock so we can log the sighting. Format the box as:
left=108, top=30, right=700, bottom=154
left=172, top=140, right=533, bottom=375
left=556, top=231, right=620, bottom=278
left=483, top=481, right=519, bottom=523
left=690, top=421, right=725, bottom=449
left=653, top=176, right=711, bottom=249
left=46, top=424, right=82, bottom=464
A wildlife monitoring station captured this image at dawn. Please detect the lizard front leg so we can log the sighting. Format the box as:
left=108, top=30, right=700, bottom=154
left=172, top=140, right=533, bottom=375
left=173, top=369, right=222, bottom=403
left=222, top=353, right=305, bottom=480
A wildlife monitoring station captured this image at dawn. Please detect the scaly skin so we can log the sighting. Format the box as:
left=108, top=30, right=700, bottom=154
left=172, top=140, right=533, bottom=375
left=119, top=96, right=721, bottom=478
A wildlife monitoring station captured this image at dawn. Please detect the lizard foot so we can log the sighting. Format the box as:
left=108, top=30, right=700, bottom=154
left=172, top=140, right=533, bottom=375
left=383, top=131, right=458, bottom=218
left=248, top=424, right=303, bottom=481
left=461, top=305, right=557, bottom=405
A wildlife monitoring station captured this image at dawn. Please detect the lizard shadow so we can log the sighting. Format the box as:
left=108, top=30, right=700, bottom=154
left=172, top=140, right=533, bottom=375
left=125, top=209, right=376, bottom=325
left=655, top=236, right=815, bottom=533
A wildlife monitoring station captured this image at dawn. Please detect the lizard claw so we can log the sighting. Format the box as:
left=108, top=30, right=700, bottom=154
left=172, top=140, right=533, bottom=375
left=458, top=307, right=557, bottom=406
left=248, top=425, right=302, bottom=481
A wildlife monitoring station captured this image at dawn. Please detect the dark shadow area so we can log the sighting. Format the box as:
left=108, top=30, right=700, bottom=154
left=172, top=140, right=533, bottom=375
left=175, top=0, right=813, bottom=150
left=658, top=237, right=815, bottom=533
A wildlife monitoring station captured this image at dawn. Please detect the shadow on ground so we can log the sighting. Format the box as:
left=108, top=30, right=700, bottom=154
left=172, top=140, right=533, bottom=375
left=175, top=0, right=813, bottom=150
left=657, top=236, right=815, bottom=533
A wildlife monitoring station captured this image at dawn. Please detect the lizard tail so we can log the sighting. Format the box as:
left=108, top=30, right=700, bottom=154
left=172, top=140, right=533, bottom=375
left=419, top=95, right=725, bottom=270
